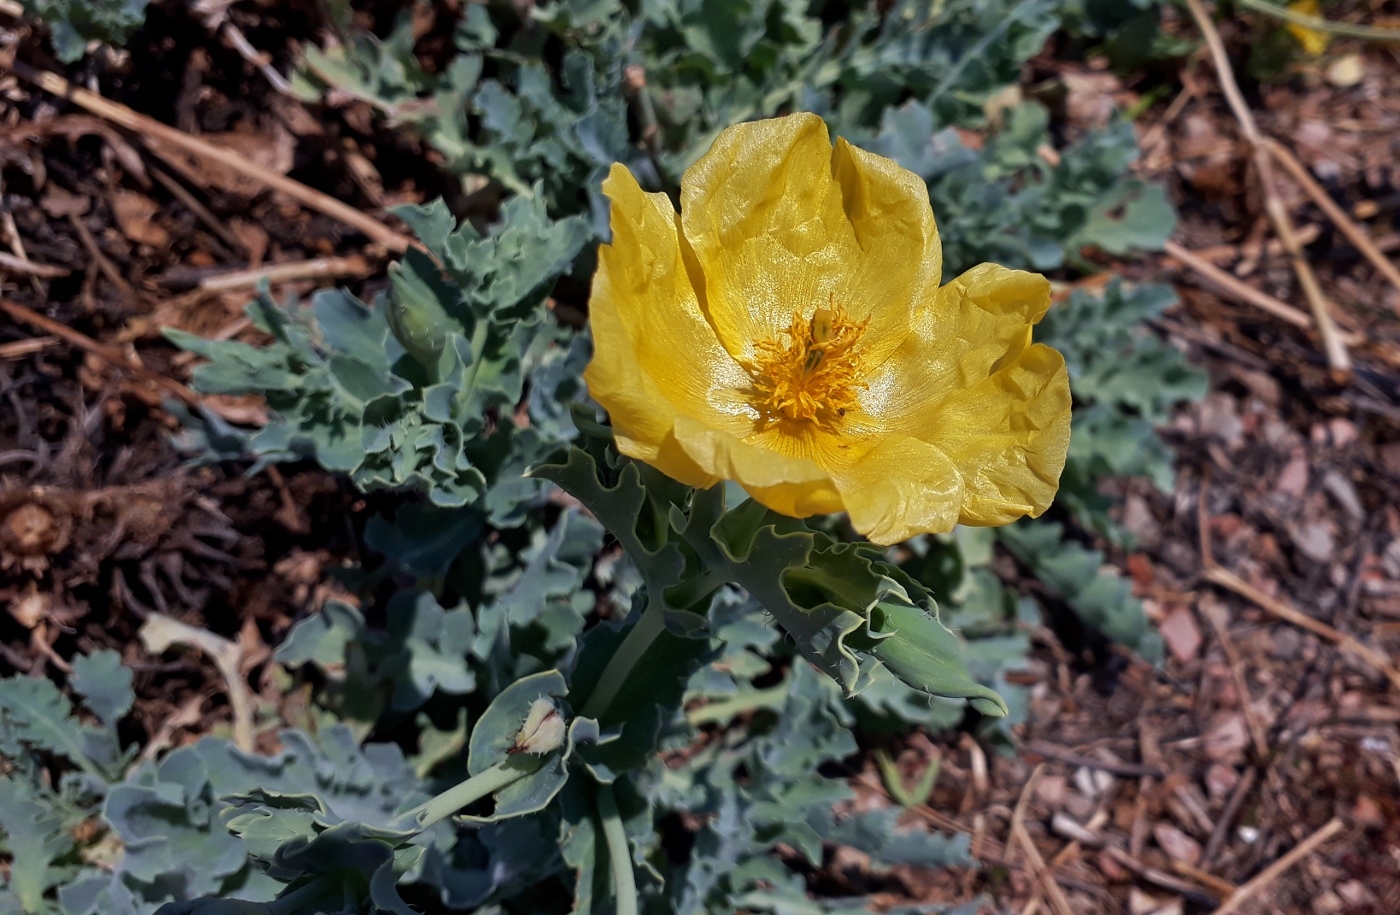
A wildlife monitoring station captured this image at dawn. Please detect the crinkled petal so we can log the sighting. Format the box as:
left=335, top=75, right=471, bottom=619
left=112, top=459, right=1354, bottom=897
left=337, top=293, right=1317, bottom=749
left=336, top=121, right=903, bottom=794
left=863, top=263, right=1053, bottom=424
left=584, top=163, right=751, bottom=482
left=833, top=436, right=964, bottom=546
left=920, top=343, right=1070, bottom=526
left=671, top=416, right=844, bottom=518
left=680, top=114, right=940, bottom=364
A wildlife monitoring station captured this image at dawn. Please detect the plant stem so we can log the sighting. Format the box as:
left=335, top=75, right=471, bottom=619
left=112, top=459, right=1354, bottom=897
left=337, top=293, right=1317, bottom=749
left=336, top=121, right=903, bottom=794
left=596, top=784, right=639, bottom=915
left=1237, top=0, right=1400, bottom=41
left=579, top=599, right=666, bottom=720
left=401, top=756, right=540, bottom=831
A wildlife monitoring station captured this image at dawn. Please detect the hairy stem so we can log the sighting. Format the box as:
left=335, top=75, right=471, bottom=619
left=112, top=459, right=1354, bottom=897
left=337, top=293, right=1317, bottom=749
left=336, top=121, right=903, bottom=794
left=401, top=756, right=541, bottom=831
left=579, top=598, right=667, bottom=720
left=597, top=783, right=639, bottom=915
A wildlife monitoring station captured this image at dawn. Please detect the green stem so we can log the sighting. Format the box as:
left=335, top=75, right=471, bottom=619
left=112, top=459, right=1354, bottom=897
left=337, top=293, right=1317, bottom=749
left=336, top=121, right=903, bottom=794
left=1238, top=0, right=1400, bottom=41
left=579, top=598, right=667, bottom=720
left=401, top=756, right=540, bottom=831
left=596, top=784, right=639, bottom=915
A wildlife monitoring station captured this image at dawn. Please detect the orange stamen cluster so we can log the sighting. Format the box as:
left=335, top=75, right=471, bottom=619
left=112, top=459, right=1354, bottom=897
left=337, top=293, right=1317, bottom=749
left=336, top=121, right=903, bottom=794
left=745, top=302, right=866, bottom=433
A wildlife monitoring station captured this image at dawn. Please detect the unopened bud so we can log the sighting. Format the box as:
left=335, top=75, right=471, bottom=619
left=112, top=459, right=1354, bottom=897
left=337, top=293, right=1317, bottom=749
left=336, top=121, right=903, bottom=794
left=510, top=698, right=567, bottom=756
left=866, top=600, right=1008, bottom=718
left=386, top=256, right=452, bottom=367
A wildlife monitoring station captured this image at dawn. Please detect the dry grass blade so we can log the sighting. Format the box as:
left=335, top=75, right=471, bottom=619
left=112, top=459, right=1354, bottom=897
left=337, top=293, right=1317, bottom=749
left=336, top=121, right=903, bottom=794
left=1263, top=138, right=1400, bottom=304
left=1183, top=0, right=1352, bottom=383
left=1203, top=565, right=1400, bottom=692
left=12, top=63, right=416, bottom=254
left=1208, top=818, right=1345, bottom=915
left=1162, top=240, right=1363, bottom=345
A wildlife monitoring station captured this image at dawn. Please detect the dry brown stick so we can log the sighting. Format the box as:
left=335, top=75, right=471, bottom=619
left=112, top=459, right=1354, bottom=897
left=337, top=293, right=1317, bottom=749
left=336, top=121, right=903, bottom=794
left=1008, top=766, right=1076, bottom=915
left=1203, top=565, right=1400, bottom=691
left=1263, top=138, right=1400, bottom=300
left=1012, top=822, right=1077, bottom=915
left=0, top=299, right=201, bottom=407
left=149, top=165, right=248, bottom=254
left=1162, top=240, right=1362, bottom=346
left=197, top=254, right=374, bottom=292
left=12, top=63, right=415, bottom=254
left=1200, top=599, right=1271, bottom=761
left=0, top=251, right=69, bottom=278
left=66, top=212, right=139, bottom=302
left=1208, top=818, right=1345, bottom=915
left=1200, top=766, right=1258, bottom=867
left=1184, top=0, right=1351, bottom=382
left=1024, top=740, right=1164, bottom=779
left=0, top=336, right=58, bottom=360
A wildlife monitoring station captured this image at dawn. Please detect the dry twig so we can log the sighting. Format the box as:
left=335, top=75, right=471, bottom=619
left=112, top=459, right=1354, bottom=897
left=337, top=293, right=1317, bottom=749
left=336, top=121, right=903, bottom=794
left=1184, top=0, right=1351, bottom=382
left=0, top=299, right=201, bottom=407
left=12, top=64, right=415, bottom=254
left=1025, top=740, right=1164, bottom=779
left=1263, top=138, right=1400, bottom=303
left=0, top=251, right=69, bottom=278
left=194, top=254, right=375, bottom=292
left=1162, top=241, right=1363, bottom=346
left=1008, top=766, right=1076, bottom=915
left=1203, top=565, right=1400, bottom=692
left=1207, top=818, right=1345, bottom=915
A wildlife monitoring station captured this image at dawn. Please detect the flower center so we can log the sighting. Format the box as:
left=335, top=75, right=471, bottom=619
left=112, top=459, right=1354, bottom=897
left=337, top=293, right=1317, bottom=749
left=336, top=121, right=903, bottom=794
left=744, top=302, right=867, bottom=433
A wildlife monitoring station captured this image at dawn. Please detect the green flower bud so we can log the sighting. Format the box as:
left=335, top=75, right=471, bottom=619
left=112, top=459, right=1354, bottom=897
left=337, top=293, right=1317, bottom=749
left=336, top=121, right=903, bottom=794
left=865, top=600, right=1008, bottom=718
left=386, top=257, right=452, bottom=367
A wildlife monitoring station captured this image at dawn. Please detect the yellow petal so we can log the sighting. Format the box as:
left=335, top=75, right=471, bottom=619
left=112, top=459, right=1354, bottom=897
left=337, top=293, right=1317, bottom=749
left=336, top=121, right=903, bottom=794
left=922, top=343, right=1071, bottom=527
left=679, top=114, right=940, bottom=365
left=856, top=263, right=1068, bottom=530
left=1286, top=0, right=1331, bottom=55
left=584, top=163, right=749, bottom=483
left=833, top=436, right=964, bottom=546
left=671, top=416, right=844, bottom=518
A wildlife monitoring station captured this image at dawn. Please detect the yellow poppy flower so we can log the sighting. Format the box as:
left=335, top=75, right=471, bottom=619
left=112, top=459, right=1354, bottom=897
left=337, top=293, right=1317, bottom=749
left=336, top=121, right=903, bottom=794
left=584, top=113, right=1071, bottom=545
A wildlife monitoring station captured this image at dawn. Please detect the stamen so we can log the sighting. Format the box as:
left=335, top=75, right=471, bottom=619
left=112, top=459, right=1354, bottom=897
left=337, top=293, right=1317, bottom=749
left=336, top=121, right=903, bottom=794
left=744, top=300, right=866, bottom=433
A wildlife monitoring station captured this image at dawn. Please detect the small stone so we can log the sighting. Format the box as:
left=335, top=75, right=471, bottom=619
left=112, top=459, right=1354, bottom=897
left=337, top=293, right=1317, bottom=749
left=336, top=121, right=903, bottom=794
left=1204, top=763, right=1239, bottom=800
left=1352, top=795, right=1385, bottom=828
left=1327, top=418, right=1358, bottom=448
left=1204, top=714, right=1249, bottom=766
left=1153, top=823, right=1202, bottom=865
left=1160, top=606, right=1203, bottom=663
left=1274, top=454, right=1309, bottom=498
left=1036, top=774, right=1068, bottom=807
left=1325, top=53, right=1366, bottom=88
left=1338, top=880, right=1376, bottom=905
left=1122, top=494, right=1160, bottom=543
left=1198, top=393, right=1244, bottom=448
left=1065, top=791, right=1096, bottom=820
left=1321, top=470, right=1364, bottom=521
left=1289, top=518, right=1337, bottom=563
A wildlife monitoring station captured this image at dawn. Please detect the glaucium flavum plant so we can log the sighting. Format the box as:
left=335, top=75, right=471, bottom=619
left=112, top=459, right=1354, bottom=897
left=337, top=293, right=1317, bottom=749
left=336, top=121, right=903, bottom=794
left=586, top=113, right=1071, bottom=546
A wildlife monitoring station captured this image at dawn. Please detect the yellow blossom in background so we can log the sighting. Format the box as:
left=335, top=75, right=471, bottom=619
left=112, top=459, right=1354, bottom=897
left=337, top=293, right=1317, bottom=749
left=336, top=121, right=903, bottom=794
left=584, top=113, right=1071, bottom=545
left=1286, top=0, right=1331, bottom=55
